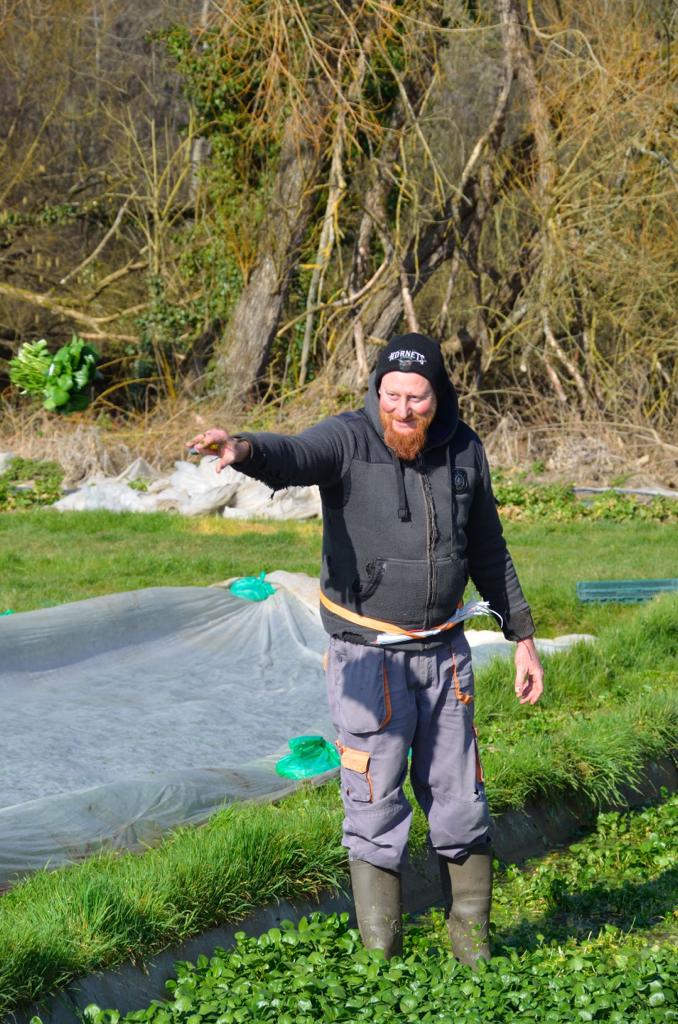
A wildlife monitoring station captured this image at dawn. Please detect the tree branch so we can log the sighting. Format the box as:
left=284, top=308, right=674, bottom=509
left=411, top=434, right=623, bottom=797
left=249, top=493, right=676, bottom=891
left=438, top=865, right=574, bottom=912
left=59, top=198, right=130, bottom=286
left=0, top=281, right=145, bottom=328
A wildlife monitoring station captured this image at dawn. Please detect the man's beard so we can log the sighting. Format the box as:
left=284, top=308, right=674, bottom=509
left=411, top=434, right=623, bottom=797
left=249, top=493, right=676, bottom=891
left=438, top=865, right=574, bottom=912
left=380, top=408, right=435, bottom=461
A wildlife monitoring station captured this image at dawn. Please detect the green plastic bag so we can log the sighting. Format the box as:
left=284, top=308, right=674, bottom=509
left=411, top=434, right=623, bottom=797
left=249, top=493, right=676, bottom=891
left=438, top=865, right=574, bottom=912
left=275, top=735, right=340, bottom=780
left=229, top=571, right=276, bottom=602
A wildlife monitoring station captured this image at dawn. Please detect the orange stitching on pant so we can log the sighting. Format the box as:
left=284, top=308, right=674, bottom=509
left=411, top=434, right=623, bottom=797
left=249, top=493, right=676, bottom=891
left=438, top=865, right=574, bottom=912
left=379, top=659, right=392, bottom=730
left=473, top=725, right=484, bottom=784
left=452, top=653, right=473, bottom=705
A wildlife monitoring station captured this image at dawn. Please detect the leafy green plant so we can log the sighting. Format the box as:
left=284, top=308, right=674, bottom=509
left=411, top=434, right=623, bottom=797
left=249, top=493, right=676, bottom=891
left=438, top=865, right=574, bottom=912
left=81, top=938, right=669, bottom=1022
left=492, top=475, right=677, bottom=524
left=9, top=335, right=99, bottom=413
left=0, top=457, right=64, bottom=511
left=491, top=794, right=678, bottom=943
left=26, top=798, right=678, bottom=1024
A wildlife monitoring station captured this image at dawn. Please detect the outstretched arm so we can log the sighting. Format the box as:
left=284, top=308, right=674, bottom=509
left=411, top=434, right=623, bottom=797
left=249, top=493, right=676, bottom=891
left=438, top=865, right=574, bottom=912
left=187, top=414, right=354, bottom=490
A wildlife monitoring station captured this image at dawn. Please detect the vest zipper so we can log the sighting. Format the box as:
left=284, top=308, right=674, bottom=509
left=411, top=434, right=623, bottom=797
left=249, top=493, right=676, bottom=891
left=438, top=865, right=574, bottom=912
left=416, top=455, right=437, bottom=628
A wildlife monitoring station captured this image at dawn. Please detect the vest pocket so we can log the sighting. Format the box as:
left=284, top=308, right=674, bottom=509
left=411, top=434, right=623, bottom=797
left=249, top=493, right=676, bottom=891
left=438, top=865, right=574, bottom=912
left=353, top=559, right=385, bottom=604
left=358, top=555, right=468, bottom=625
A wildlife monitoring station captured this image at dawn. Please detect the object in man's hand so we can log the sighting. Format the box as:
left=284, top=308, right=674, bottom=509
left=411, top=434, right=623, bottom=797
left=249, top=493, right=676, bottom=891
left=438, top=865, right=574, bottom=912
left=187, top=442, right=221, bottom=456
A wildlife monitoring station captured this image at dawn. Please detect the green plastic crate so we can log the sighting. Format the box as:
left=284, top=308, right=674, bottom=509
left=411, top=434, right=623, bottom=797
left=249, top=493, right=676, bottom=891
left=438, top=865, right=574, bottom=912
left=576, top=579, right=678, bottom=604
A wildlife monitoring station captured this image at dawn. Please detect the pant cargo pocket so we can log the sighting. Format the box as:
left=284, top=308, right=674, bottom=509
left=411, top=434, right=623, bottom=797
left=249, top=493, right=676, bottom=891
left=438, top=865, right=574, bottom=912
left=328, top=639, right=391, bottom=734
left=339, top=745, right=373, bottom=803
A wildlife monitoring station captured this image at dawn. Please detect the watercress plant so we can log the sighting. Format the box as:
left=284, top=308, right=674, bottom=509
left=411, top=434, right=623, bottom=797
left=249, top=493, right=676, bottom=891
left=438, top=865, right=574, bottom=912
left=9, top=335, right=99, bottom=413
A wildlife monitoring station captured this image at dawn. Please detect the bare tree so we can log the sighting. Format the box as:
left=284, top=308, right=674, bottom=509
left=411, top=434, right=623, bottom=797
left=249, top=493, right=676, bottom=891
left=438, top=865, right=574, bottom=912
left=1, top=0, right=675, bottom=433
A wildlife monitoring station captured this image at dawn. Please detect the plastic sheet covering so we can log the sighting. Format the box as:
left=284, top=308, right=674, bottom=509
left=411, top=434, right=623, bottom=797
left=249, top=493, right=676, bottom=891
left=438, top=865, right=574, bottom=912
left=0, top=583, right=331, bottom=884
left=53, top=460, right=322, bottom=519
left=0, top=573, right=593, bottom=884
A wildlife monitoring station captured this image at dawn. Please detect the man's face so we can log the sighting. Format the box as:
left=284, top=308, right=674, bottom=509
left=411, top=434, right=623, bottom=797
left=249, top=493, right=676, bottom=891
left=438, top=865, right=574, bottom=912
left=378, top=371, right=437, bottom=460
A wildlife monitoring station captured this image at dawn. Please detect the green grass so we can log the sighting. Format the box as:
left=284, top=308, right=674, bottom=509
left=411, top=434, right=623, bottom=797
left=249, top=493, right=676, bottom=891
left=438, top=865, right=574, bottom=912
left=1, top=512, right=676, bottom=1014
left=504, top=519, right=678, bottom=635
left=473, top=594, right=677, bottom=809
left=1, top=597, right=676, bottom=1016
left=72, top=798, right=678, bottom=1024
left=0, top=511, right=323, bottom=614
left=1, top=511, right=677, bottom=636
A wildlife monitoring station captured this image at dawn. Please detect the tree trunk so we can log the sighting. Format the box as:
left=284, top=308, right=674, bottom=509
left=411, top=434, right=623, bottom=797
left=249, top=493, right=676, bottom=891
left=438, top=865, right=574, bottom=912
left=214, top=101, right=328, bottom=398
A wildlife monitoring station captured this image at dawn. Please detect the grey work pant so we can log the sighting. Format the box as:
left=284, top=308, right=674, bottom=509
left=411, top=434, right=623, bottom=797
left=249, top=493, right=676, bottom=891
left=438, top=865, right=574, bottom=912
left=326, top=629, right=490, bottom=872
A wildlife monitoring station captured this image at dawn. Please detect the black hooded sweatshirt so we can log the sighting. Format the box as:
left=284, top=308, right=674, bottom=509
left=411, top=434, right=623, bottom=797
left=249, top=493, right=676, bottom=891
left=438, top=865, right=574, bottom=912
left=235, top=373, right=535, bottom=645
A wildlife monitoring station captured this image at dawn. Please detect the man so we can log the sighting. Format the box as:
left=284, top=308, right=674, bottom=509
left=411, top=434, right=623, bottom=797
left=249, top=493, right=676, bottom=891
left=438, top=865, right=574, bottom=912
left=188, top=333, right=544, bottom=966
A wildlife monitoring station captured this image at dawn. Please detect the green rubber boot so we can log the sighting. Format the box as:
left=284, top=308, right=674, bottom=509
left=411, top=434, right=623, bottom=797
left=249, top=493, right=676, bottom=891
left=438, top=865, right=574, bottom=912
left=349, top=859, right=403, bottom=959
left=439, top=845, right=493, bottom=968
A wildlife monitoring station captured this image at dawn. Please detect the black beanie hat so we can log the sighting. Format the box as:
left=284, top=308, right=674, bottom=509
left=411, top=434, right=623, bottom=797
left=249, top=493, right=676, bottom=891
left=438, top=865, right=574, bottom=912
left=375, top=333, right=450, bottom=398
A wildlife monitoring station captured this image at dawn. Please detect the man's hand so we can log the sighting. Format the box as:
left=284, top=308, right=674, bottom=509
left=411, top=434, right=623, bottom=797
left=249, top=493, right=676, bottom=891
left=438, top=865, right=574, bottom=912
left=514, top=636, right=544, bottom=705
left=185, top=427, right=251, bottom=474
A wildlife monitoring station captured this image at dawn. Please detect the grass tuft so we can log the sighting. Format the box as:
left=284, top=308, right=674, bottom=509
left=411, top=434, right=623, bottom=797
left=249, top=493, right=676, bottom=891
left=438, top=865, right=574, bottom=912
left=478, top=595, right=677, bottom=811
